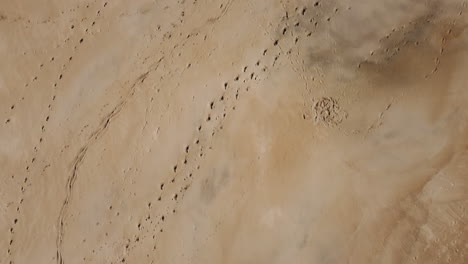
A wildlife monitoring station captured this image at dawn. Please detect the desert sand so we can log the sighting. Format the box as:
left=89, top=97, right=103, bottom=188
left=1, top=0, right=468, bottom=263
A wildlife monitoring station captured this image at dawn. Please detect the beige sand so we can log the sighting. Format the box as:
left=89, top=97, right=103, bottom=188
left=1, top=0, right=468, bottom=263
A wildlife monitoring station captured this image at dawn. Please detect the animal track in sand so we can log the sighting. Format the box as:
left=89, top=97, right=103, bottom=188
left=4, top=1, right=402, bottom=263
left=134, top=30, right=285, bottom=259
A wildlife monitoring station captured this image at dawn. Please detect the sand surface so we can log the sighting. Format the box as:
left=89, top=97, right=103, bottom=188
left=1, top=0, right=468, bottom=263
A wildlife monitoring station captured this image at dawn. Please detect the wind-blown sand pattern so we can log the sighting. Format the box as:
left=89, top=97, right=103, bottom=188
left=1, top=0, right=468, bottom=263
